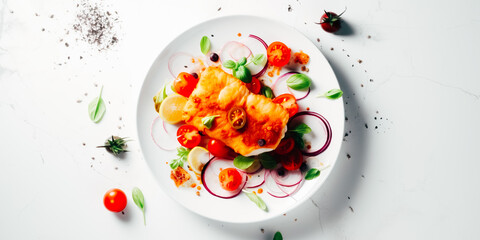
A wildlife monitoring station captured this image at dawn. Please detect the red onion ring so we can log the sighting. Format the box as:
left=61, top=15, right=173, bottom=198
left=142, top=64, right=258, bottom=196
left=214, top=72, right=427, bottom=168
left=219, top=41, right=252, bottom=64
left=245, top=168, right=266, bottom=188
left=150, top=116, right=179, bottom=151
left=201, top=157, right=247, bottom=199
left=272, top=71, right=310, bottom=101
left=248, top=34, right=269, bottom=78
left=289, top=111, right=332, bottom=156
left=168, top=52, right=196, bottom=78
left=270, top=168, right=303, bottom=187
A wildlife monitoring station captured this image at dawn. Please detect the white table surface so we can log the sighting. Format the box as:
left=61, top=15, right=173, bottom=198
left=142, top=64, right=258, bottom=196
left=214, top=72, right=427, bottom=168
left=1, top=0, right=480, bottom=239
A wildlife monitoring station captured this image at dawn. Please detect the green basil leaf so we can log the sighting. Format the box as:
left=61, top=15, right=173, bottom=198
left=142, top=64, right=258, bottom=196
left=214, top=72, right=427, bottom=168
left=132, top=187, right=146, bottom=225
left=238, top=57, right=247, bottom=66
left=233, top=65, right=252, bottom=83
left=289, top=123, right=312, bottom=134
left=320, top=89, right=343, bottom=99
left=153, top=83, right=168, bottom=113
left=200, top=36, right=211, bottom=55
left=290, top=132, right=305, bottom=149
left=223, top=60, right=236, bottom=69
left=233, top=155, right=255, bottom=169
left=305, top=168, right=321, bottom=180
left=88, top=86, right=106, bottom=123
left=201, top=115, right=220, bottom=129
left=273, top=231, right=283, bottom=240
left=251, top=54, right=266, bottom=66
left=244, top=191, right=268, bottom=212
left=258, top=153, right=277, bottom=169
left=261, top=86, right=274, bottom=99
left=286, top=73, right=311, bottom=90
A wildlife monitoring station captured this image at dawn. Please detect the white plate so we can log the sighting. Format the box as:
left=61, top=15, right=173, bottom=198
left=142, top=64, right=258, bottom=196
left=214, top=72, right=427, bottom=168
left=136, top=15, right=344, bottom=223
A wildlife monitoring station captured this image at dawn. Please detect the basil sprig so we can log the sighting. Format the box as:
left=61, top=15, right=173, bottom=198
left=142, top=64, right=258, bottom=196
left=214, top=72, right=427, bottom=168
left=223, top=53, right=265, bottom=83
left=243, top=190, right=268, bottom=212
left=132, top=187, right=146, bottom=225
left=170, top=147, right=190, bottom=169
left=88, top=86, right=106, bottom=123
left=200, top=36, right=211, bottom=55
left=287, top=73, right=311, bottom=90
left=201, top=115, right=220, bottom=129
left=233, top=155, right=255, bottom=169
left=318, top=89, right=343, bottom=99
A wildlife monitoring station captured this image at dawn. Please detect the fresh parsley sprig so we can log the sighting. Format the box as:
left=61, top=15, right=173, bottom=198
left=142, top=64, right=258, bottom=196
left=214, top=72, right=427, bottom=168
left=170, top=147, right=190, bottom=169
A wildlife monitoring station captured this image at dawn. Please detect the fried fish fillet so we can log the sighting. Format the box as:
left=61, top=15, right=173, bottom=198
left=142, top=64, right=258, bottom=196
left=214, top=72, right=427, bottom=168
left=182, top=67, right=289, bottom=156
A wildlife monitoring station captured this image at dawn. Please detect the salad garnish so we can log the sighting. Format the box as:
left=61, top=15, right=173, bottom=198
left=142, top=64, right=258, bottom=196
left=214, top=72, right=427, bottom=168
left=318, top=88, right=343, bottom=99
left=170, top=147, right=190, bottom=169
left=200, top=36, right=211, bottom=55
left=132, top=187, right=146, bottom=225
left=286, top=73, right=312, bottom=90
left=201, top=115, right=220, bottom=129
left=88, top=85, right=106, bottom=123
left=243, top=190, right=268, bottom=212
left=233, top=155, right=256, bottom=170
left=304, top=168, right=321, bottom=180
left=261, top=86, right=274, bottom=99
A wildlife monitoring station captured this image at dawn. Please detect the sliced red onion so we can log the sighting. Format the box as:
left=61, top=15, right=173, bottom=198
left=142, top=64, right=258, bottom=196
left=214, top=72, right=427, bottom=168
left=201, top=157, right=247, bottom=199
left=168, top=52, right=197, bottom=78
left=289, top=111, right=332, bottom=156
left=270, top=168, right=303, bottom=187
left=245, top=168, right=266, bottom=188
left=265, top=170, right=290, bottom=198
left=272, top=71, right=310, bottom=100
left=150, top=116, right=179, bottom=151
left=277, top=177, right=304, bottom=197
left=247, top=34, right=269, bottom=77
left=248, top=34, right=268, bottom=49
left=219, top=41, right=252, bottom=64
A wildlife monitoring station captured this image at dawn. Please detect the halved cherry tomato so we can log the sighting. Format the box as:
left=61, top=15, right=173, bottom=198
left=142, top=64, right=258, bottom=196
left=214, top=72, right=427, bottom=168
left=272, top=94, right=299, bottom=118
left=208, top=139, right=237, bottom=159
left=218, top=168, right=243, bottom=191
left=280, top=148, right=303, bottom=171
left=228, top=107, right=247, bottom=129
left=176, top=125, right=201, bottom=148
left=267, top=41, right=291, bottom=67
left=245, top=77, right=261, bottom=94
left=173, top=72, right=198, bottom=98
left=275, top=137, right=295, bottom=155
left=103, top=188, right=127, bottom=212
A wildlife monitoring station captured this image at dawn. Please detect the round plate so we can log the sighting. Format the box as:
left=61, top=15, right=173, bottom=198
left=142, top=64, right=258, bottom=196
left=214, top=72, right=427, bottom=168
left=136, top=15, right=344, bottom=223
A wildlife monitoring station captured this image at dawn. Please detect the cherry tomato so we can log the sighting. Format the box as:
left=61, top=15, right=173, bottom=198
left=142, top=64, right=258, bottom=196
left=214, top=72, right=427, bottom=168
left=272, top=94, right=299, bottom=118
left=267, top=42, right=291, bottom=67
left=318, top=10, right=345, bottom=33
left=208, top=139, right=237, bottom=159
left=177, top=125, right=201, bottom=148
left=173, top=72, right=198, bottom=97
left=280, top=148, right=303, bottom=171
left=218, top=168, right=243, bottom=191
left=228, top=107, right=247, bottom=129
left=275, top=137, right=295, bottom=155
left=245, top=77, right=261, bottom=94
left=103, top=188, right=127, bottom=212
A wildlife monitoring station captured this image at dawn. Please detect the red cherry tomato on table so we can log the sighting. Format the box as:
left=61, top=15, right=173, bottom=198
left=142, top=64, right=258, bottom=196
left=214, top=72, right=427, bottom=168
left=177, top=125, right=201, bottom=149
left=103, top=188, right=127, bottom=212
left=318, top=10, right=345, bottom=33
left=245, top=77, right=261, bottom=94
left=272, top=94, right=299, bottom=118
left=218, top=168, right=243, bottom=191
left=267, top=41, right=291, bottom=67
left=173, top=72, right=198, bottom=98
left=208, top=139, right=237, bottom=159
left=280, top=148, right=303, bottom=171
left=275, top=137, right=295, bottom=155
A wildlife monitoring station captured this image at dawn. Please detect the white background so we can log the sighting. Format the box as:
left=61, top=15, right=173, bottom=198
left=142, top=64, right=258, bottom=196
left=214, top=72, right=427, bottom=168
left=1, top=0, right=479, bottom=239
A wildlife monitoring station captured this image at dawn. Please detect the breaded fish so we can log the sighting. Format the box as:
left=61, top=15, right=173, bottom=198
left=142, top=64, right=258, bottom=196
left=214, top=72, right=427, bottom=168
left=182, top=67, right=289, bottom=156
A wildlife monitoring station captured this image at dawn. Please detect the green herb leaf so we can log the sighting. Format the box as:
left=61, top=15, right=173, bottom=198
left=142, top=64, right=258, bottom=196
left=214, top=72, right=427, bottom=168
left=223, top=60, right=237, bottom=69
left=238, top=57, right=247, bottom=66
left=233, top=155, right=255, bottom=169
left=202, top=115, right=220, bottom=129
left=88, top=86, right=106, bottom=123
left=200, top=36, right=211, bottom=55
left=290, top=132, right=305, bottom=149
left=170, top=147, right=190, bottom=169
left=233, top=65, right=252, bottom=83
left=243, top=190, right=268, bottom=212
left=258, top=153, right=277, bottom=169
left=132, top=187, right=146, bottom=226
left=273, top=231, right=283, bottom=240
left=153, top=83, right=168, bottom=113
left=319, top=89, right=343, bottom=99
left=261, top=86, right=274, bottom=99
left=286, top=73, right=312, bottom=90
left=251, top=54, right=266, bottom=66
left=289, top=123, right=312, bottom=135
left=305, top=168, right=321, bottom=180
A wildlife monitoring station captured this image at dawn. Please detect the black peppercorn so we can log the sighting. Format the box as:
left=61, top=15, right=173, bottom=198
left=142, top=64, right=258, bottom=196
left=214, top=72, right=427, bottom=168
left=299, top=162, right=308, bottom=172
left=277, top=168, right=285, bottom=176
left=210, top=52, right=219, bottom=62
left=191, top=72, right=198, bottom=79
left=258, top=139, right=266, bottom=146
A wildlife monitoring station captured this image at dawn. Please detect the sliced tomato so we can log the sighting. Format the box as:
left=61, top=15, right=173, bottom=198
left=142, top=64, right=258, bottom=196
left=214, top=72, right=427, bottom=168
left=245, top=77, right=261, bottom=94
left=275, top=137, right=295, bottom=155
left=272, top=94, right=299, bottom=118
left=228, top=107, right=247, bottom=129
left=267, top=41, right=291, bottom=67
left=280, top=148, right=303, bottom=171
left=176, top=125, right=201, bottom=148
left=218, top=168, right=243, bottom=191
left=207, top=139, right=237, bottom=159
left=173, top=72, right=198, bottom=98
